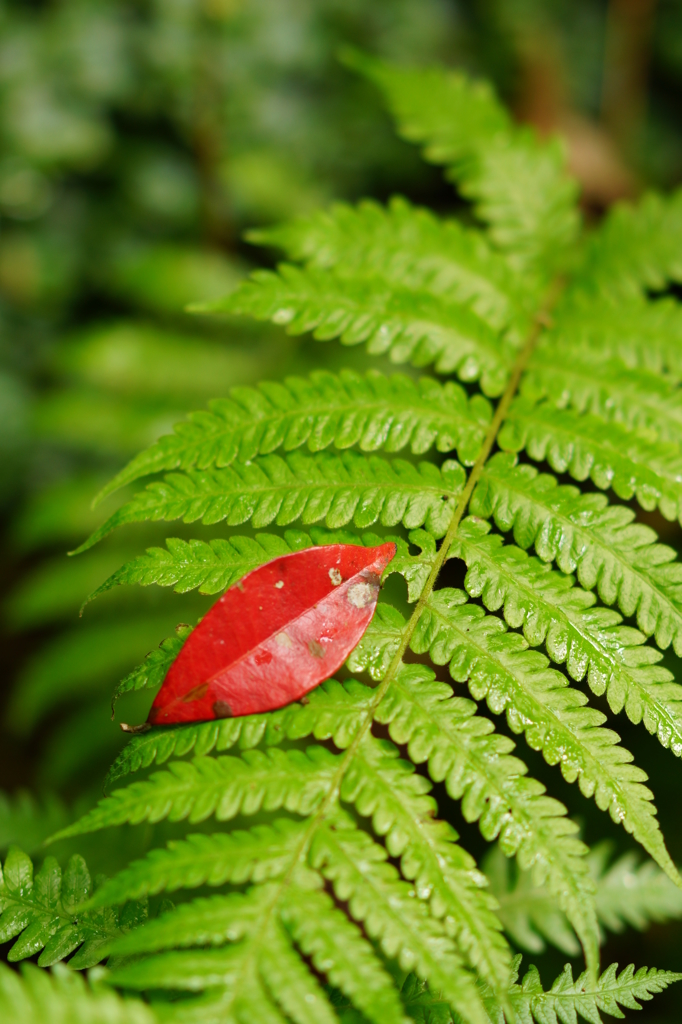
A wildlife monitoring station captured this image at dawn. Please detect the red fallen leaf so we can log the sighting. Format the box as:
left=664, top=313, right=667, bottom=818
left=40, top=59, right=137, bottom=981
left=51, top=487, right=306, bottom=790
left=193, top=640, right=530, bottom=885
left=146, top=542, right=396, bottom=724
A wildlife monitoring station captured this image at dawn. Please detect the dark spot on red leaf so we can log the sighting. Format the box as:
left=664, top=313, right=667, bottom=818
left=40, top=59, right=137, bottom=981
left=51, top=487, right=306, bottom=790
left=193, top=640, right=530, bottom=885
left=308, top=639, right=325, bottom=658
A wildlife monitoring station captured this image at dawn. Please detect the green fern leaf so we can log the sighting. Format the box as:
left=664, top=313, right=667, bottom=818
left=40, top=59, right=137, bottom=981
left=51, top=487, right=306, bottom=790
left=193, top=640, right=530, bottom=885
left=51, top=747, right=340, bottom=839
left=110, top=624, right=192, bottom=710
left=592, top=844, right=682, bottom=935
left=109, top=885, right=276, bottom=956
left=346, top=734, right=511, bottom=994
left=483, top=845, right=581, bottom=957
left=86, top=531, right=314, bottom=603
left=85, top=819, right=310, bottom=904
left=549, top=294, right=682, bottom=379
left=369, top=663, right=600, bottom=973
left=0, top=961, right=156, bottom=1024
left=217, top=264, right=513, bottom=395
left=104, top=677, right=376, bottom=786
left=88, top=528, right=398, bottom=605
left=108, top=883, right=410, bottom=1024
left=345, top=51, right=579, bottom=271
left=74, top=451, right=466, bottom=553
left=95, top=368, right=492, bottom=504
left=31, top=52, right=682, bottom=1023
left=0, top=847, right=126, bottom=968
left=472, top=452, right=682, bottom=654
left=248, top=196, right=522, bottom=332
left=311, top=816, right=489, bottom=1024
left=453, top=516, right=682, bottom=756
left=499, top=961, right=682, bottom=1024
left=398, top=958, right=682, bottom=1024
left=523, top=345, right=682, bottom=443
left=259, top=918, right=348, bottom=1024
left=486, top=840, right=682, bottom=959
left=576, top=188, right=682, bottom=298
left=280, top=886, right=410, bottom=1024
left=358, top=593, right=675, bottom=886
left=501, top=399, right=682, bottom=521
left=411, top=587, right=678, bottom=883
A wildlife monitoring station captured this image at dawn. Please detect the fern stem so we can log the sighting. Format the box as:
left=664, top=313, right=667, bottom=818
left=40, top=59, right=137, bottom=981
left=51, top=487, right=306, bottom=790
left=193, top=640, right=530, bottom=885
left=362, top=278, right=564, bottom=709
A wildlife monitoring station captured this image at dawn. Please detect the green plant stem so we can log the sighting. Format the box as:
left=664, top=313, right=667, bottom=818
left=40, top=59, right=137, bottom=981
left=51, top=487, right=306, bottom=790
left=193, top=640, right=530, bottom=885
left=227, top=280, right=562, bottom=1010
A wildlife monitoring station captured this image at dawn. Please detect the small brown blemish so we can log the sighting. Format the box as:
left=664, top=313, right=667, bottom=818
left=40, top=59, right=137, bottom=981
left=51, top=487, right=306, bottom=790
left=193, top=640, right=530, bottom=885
left=182, top=683, right=209, bottom=703
left=299, top=696, right=310, bottom=705
left=120, top=722, right=152, bottom=734
left=329, top=567, right=343, bottom=586
left=308, top=639, right=325, bottom=658
left=275, top=580, right=284, bottom=589
left=236, top=581, right=244, bottom=592
left=213, top=701, right=233, bottom=719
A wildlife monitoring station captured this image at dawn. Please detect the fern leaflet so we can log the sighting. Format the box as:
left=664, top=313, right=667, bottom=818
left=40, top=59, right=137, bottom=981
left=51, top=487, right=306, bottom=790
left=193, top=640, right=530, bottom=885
left=0, top=962, right=155, bottom=1024
left=95, top=368, right=492, bottom=505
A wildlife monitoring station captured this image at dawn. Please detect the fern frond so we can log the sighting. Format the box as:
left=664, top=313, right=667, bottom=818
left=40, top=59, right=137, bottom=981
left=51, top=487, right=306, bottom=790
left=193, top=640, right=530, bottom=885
left=95, top=369, right=492, bottom=504
left=217, top=264, right=513, bottom=394
left=93, top=738, right=510, bottom=992
left=85, top=819, right=310, bottom=904
left=90, top=528, right=397, bottom=605
left=499, top=961, right=682, bottom=1024
left=364, top=662, right=600, bottom=972
left=471, top=452, right=682, bottom=655
left=280, top=886, right=410, bottom=1024
left=483, top=844, right=581, bottom=956
left=411, top=587, right=678, bottom=883
left=453, top=516, right=682, bottom=757
left=399, top=959, right=682, bottom=1024
left=500, top=399, right=682, bottom=521
left=258, top=918, right=347, bottom=1024
left=51, top=747, right=339, bottom=839
left=33, top=51, right=682, bottom=1022
left=310, top=816, right=489, bottom=1024
left=74, top=451, right=466, bottom=553
left=248, top=196, right=522, bottom=332
left=523, top=344, right=682, bottom=442
left=0, top=961, right=156, bottom=1024
left=550, top=294, right=682, bottom=379
left=110, top=624, right=192, bottom=710
left=484, top=841, right=682, bottom=955
left=346, top=734, right=511, bottom=993
left=0, top=846, right=124, bottom=968
left=593, top=845, right=682, bottom=934
left=109, top=885, right=274, bottom=956
left=104, top=677, right=375, bottom=786
left=345, top=52, right=579, bottom=271
left=576, top=188, right=682, bottom=298
left=87, top=531, right=313, bottom=604
left=108, top=883, right=411, bottom=1024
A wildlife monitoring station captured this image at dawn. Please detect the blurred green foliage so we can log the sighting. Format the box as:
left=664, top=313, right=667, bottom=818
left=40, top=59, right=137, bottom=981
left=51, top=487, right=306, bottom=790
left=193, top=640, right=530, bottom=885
left=0, top=0, right=465, bottom=797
